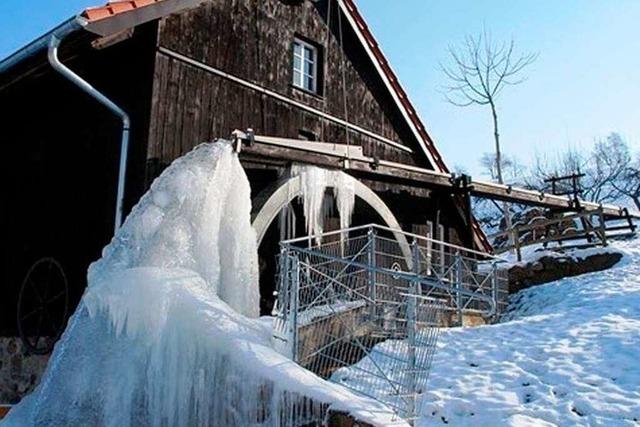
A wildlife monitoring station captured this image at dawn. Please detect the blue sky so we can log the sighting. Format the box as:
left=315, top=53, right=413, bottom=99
left=1, top=0, right=638, bottom=176
left=357, top=0, right=640, bottom=176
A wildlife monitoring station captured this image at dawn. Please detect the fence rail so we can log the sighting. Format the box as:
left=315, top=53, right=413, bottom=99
left=272, top=224, right=508, bottom=424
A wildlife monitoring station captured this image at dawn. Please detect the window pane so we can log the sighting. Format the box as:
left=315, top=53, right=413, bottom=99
left=293, top=55, right=302, bottom=72
left=304, top=59, right=313, bottom=76
left=293, top=42, right=302, bottom=57
left=293, top=39, right=319, bottom=93
left=304, top=46, right=314, bottom=62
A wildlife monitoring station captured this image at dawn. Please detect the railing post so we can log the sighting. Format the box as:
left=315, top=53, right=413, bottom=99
left=291, top=255, right=300, bottom=362
left=407, top=239, right=420, bottom=423
left=272, top=247, right=290, bottom=357
left=275, top=246, right=287, bottom=317
left=491, top=261, right=498, bottom=319
left=426, top=227, right=433, bottom=276
left=455, top=251, right=463, bottom=326
left=367, top=226, right=377, bottom=319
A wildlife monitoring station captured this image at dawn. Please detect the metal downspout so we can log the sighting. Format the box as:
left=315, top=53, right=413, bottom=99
left=47, top=32, right=130, bottom=234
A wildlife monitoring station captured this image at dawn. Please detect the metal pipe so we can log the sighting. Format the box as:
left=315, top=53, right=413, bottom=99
left=47, top=32, right=130, bottom=233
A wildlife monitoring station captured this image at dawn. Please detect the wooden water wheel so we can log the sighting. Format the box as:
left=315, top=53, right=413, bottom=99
left=17, top=257, right=69, bottom=355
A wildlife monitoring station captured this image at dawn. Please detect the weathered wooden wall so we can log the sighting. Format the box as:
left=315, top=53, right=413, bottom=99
left=141, top=0, right=476, bottom=313
left=146, top=0, right=427, bottom=173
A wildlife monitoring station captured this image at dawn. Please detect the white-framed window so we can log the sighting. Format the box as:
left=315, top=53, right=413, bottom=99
left=292, top=38, right=318, bottom=93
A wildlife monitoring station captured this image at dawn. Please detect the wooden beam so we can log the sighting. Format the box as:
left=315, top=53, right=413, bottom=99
left=237, top=137, right=639, bottom=219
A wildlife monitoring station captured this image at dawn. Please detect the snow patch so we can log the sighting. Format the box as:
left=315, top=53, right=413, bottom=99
left=418, top=238, right=640, bottom=426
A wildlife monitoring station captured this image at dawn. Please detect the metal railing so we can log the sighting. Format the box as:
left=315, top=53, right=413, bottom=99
left=272, top=224, right=508, bottom=423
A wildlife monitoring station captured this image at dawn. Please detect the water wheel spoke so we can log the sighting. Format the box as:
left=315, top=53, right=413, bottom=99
left=20, top=306, right=43, bottom=322
left=19, top=257, right=68, bottom=354
left=27, top=278, right=46, bottom=305
left=46, top=290, right=66, bottom=305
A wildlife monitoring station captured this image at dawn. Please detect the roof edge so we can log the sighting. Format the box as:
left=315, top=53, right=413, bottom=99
left=0, top=17, right=86, bottom=76
left=337, top=0, right=449, bottom=173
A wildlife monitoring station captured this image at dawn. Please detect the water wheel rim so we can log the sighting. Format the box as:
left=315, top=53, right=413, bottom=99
left=16, top=257, right=69, bottom=355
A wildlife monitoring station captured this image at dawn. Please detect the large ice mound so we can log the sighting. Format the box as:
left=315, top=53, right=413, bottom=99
left=3, top=142, right=399, bottom=427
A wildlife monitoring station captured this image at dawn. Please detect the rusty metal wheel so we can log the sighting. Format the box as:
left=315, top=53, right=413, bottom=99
left=17, top=257, right=69, bottom=355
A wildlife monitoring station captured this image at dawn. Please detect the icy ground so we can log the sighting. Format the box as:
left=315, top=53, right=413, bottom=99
left=419, top=239, right=640, bottom=426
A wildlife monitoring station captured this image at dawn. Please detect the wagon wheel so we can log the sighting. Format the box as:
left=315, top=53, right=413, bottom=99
left=17, top=257, right=69, bottom=355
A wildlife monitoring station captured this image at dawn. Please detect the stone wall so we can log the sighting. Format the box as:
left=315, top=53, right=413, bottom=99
left=0, top=337, right=49, bottom=404
left=506, top=249, right=623, bottom=293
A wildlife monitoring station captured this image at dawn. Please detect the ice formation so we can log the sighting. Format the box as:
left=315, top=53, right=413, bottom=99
left=290, top=165, right=355, bottom=244
left=3, top=142, right=399, bottom=427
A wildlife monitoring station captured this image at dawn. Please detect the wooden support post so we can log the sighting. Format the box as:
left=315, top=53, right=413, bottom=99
left=513, top=227, right=522, bottom=262
left=580, top=213, right=594, bottom=243
left=367, top=226, right=377, bottom=320
left=455, top=251, right=463, bottom=325
left=599, top=208, right=607, bottom=247
left=624, top=208, right=636, bottom=233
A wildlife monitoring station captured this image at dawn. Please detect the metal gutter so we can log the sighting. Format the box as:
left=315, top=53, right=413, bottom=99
left=47, top=32, right=130, bottom=233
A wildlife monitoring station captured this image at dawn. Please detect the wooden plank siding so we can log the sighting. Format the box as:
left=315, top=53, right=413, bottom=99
left=146, top=0, right=428, bottom=174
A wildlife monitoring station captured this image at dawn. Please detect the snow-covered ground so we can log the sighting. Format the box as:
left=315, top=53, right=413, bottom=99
left=499, top=240, right=625, bottom=267
left=418, top=239, right=640, bottom=426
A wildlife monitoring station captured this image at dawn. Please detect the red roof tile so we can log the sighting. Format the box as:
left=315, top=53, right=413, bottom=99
left=82, top=0, right=160, bottom=22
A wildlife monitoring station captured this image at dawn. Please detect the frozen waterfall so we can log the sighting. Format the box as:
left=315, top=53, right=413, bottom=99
left=2, top=142, right=398, bottom=427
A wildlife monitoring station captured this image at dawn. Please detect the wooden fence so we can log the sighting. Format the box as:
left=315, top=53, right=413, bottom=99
left=489, top=208, right=636, bottom=261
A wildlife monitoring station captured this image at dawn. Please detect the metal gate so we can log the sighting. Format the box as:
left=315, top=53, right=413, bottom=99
left=272, top=224, right=508, bottom=423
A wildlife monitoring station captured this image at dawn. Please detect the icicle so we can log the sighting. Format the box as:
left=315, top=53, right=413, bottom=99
left=290, top=165, right=356, bottom=246
left=279, top=203, right=297, bottom=242
left=333, top=172, right=356, bottom=251
left=292, top=165, right=329, bottom=244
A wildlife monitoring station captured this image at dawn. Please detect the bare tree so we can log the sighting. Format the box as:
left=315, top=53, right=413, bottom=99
left=527, top=133, right=630, bottom=205
left=480, top=152, right=526, bottom=185
left=616, top=159, right=640, bottom=209
left=601, top=133, right=640, bottom=209
left=589, top=133, right=630, bottom=203
left=442, top=31, right=537, bottom=232
left=527, top=148, right=587, bottom=191
left=442, top=31, right=537, bottom=187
